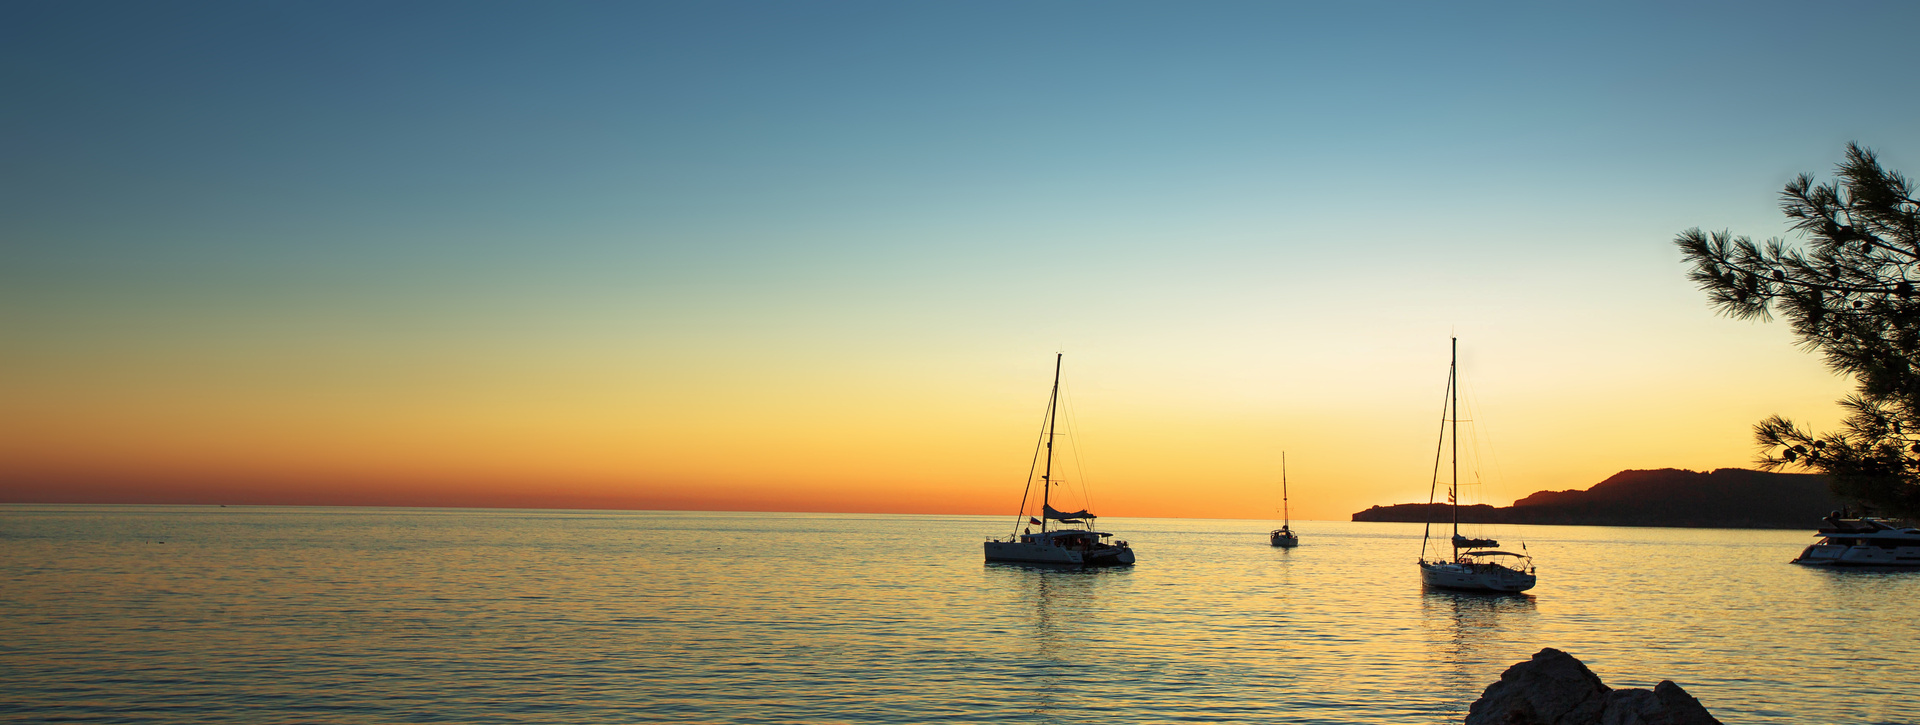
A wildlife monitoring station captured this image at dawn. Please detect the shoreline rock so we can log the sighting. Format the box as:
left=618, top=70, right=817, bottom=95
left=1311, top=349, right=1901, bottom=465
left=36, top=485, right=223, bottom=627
left=1465, top=648, right=1720, bottom=725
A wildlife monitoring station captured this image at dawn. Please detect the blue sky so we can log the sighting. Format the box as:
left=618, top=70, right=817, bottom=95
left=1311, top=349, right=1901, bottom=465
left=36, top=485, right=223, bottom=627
left=4, top=1, right=1919, bottom=514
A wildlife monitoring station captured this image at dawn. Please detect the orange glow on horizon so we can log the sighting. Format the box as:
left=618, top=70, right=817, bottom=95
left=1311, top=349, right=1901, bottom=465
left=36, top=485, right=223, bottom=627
left=0, top=304, right=1856, bottom=519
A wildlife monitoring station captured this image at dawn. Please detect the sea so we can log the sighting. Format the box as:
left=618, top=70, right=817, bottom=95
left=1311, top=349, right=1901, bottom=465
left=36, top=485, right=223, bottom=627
left=2, top=506, right=1915, bottom=724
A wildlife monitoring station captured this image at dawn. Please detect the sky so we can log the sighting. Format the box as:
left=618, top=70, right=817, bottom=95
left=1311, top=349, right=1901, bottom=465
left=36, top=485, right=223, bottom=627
left=4, top=1, right=1918, bottom=519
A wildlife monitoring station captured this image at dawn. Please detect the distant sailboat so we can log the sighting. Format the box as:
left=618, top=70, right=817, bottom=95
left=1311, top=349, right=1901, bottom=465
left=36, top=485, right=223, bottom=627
left=1269, top=452, right=1299, bottom=547
left=1418, top=338, right=1535, bottom=593
left=983, top=354, right=1136, bottom=567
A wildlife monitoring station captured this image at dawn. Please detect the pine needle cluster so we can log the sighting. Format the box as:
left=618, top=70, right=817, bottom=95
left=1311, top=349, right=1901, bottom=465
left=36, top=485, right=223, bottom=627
left=1677, top=143, right=1920, bottom=517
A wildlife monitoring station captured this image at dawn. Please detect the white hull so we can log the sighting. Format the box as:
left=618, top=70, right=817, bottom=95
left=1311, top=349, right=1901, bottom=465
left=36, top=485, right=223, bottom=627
left=1420, top=561, right=1535, bottom=593
left=1793, top=543, right=1920, bottom=568
left=984, top=540, right=1134, bottom=567
left=984, top=540, right=1082, bottom=565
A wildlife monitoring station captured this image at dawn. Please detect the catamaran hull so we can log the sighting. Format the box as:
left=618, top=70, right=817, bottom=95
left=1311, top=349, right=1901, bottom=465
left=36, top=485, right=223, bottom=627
left=1084, top=548, right=1135, bottom=566
left=985, top=541, right=1081, bottom=565
left=1420, top=562, right=1535, bottom=593
left=984, top=541, right=1134, bottom=567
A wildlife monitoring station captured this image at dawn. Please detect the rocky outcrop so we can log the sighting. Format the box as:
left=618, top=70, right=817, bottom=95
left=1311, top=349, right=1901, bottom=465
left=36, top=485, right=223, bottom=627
left=1464, top=648, right=1720, bottom=725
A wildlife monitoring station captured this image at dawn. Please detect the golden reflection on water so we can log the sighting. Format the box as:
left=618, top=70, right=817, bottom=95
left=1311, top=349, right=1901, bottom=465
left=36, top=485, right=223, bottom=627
left=1027, top=569, right=1082, bottom=719
left=3, top=507, right=1917, bottom=724
left=988, top=563, right=1130, bottom=722
left=1421, top=589, right=1537, bottom=704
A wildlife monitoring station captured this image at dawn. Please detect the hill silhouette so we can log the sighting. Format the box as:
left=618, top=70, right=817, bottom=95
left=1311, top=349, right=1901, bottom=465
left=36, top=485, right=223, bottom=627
left=1350, top=468, right=1844, bottom=529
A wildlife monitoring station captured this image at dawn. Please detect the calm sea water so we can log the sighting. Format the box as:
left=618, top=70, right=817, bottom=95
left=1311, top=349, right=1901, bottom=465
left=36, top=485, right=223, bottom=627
left=2, top=506, right=1915, bottom=724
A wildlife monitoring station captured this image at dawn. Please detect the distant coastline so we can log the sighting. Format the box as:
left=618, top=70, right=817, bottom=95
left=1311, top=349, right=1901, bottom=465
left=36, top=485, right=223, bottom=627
left=1351, top=468, right=1843, bottom=529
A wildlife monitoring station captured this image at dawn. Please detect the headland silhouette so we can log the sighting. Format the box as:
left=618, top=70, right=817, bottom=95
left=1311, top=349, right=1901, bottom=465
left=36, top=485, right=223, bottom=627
left=1352, top=468, right=1842, bottom=529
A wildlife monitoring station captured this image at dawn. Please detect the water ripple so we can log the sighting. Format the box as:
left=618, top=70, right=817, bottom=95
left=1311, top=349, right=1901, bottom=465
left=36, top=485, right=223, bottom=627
left=1, top=506, right=1915, bottom=723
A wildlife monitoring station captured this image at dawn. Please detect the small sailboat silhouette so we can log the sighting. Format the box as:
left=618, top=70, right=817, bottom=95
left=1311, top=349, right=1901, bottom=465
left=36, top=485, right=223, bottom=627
left=1269, top=452, right=1298, bottom=547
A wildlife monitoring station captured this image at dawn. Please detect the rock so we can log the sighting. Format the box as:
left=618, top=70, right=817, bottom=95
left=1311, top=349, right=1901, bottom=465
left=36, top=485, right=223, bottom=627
left=1594, top=682, right=1720, bottom=725
left=1465, top=648, right=1721, bottom=725
left=1465, top=648, right=1610, bottom=724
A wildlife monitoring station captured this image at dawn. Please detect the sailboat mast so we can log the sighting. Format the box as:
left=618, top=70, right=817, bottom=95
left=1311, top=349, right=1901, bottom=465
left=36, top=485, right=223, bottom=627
left=1449, top=336, right=1459, bottom=555
left=1281, top=451, right=1290, bottom=527
left=1040, top=353, right=1062, bottom=535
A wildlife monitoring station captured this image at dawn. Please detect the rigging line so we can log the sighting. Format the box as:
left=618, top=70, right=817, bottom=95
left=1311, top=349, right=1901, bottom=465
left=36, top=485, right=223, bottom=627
left=1277, top=451, right=1286, bottom=515
left=1280, top=450, right=1289, bottom=526
left=1460, top=366, right=1523, bottom=547
left=1011, top=384, right=1052, bottom=537
left=1463, top=375, right=1486, bottom=504
left=1061, top=381, right=1096, bottom=514
left=1459, top=380, right=1483, bottom=498
left=1423, top=361, right=1453, bottom=561
left=1461, top=368, right=1509, bottom=502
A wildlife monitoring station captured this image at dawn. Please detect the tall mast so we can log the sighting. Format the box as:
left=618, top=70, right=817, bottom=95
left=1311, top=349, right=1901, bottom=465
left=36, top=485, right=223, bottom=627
left=1281, top=451, right=1290, bottom=528
left=1449, top=336, right=1459, bottom=556
left=1040, top=353, right=1062, bottom=535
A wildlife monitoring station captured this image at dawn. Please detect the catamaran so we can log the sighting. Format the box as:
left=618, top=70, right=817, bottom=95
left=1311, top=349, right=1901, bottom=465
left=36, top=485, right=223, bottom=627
left=1418, top=338, right=1536, bottom=593
left=1270, top=452, right=1299, bottom=547
left=983, top=354, right=1136, bottom=567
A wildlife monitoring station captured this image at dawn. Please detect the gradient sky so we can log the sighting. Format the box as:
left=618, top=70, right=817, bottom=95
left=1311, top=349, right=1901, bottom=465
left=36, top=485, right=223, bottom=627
left=4, top=1, right=1918, bottom=519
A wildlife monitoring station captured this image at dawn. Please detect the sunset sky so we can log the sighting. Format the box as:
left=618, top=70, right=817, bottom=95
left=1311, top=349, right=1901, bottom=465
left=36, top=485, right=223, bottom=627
left=5, top=1, right=1918, bottom=519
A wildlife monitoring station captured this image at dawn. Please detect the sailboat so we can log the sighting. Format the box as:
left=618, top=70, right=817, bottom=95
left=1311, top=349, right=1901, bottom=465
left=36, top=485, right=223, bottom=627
left=1418, top=337, right=1536, bottom=593
left=983, top=354, right=1136, bottom=567
left=1269, top=452, right=1299, bottom=547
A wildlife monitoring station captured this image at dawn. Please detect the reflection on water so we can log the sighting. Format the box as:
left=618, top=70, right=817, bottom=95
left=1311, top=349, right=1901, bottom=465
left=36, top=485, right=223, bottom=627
left=1030, top=568, right=1094, bottom=722
left=1421, top=589, right=1537, bottom=708
left=1, top=507, right=1915, bottom=724
left=1028, top=567, right=1095, bottom=651
left=986, top=563, right=1133, bottom=723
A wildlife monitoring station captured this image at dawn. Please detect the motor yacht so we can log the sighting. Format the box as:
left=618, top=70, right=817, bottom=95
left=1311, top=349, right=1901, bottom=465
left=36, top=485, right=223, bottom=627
left=1791, top=513, right=1920, bottom=568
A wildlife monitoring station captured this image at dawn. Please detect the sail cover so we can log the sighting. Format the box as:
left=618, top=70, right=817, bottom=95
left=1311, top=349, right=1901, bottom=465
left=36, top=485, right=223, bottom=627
left=1043, top=504, right=1096, bottom=520
left=1452, top=534, right=1499, bottom=548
